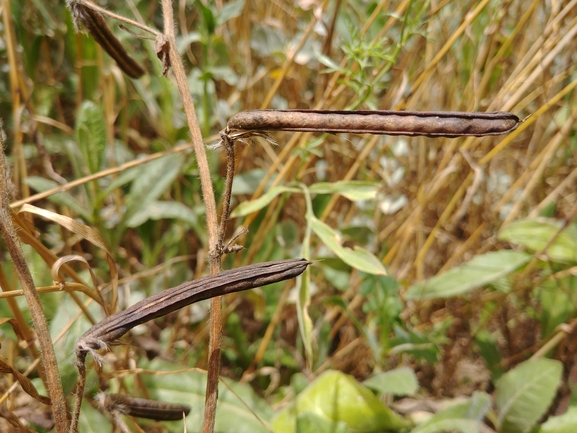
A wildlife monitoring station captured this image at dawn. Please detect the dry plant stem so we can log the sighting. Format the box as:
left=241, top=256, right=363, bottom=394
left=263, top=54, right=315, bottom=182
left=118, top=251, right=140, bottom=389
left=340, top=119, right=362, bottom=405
left=217, top=133, right=237, bottom=250
left=162, top=0, right=222, bottom=433
left=159, top=3, right=222, bottom=431
left=0, top=144, right=68, bottom=432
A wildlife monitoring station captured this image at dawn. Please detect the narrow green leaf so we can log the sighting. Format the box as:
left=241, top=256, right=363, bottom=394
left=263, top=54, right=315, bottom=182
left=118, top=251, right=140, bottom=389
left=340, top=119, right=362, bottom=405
left=297, top=187, right=314, bottom=370
left=498, top=218, right=577, bottom=263
left=363, top=367, right=419, bottom=397
left=75, top=101, right=106, bottom=175
left=230, top=186, right=299, bottom=217
left=314, top=50, right=341, bottom=71
left=495, top=358, right=562, bottom=433
left=309, top=180, right=380, bottom=201
left=196, top=0, right=216, bottom=35
left=25, top=176, right=91, bottom=220
left=405, top=250, right=531, bottom=300
left=310, top=217, right=387, bottom=275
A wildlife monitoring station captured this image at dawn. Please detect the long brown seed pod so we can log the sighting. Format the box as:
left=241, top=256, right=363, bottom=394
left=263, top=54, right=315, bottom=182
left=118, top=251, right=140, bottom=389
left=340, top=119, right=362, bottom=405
left=67, top=1, right=145, bottom=79
left=97, top=393, right=191, bottom=421
left=76, top=259, right=310, bottom=356
left=226, top=109, right=520, bottom=137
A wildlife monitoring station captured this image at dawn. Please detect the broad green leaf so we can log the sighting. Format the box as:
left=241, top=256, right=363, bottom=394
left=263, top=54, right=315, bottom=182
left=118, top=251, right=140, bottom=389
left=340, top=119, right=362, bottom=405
left=363, top=367, right=419, bottom=397
left=25, top=176, right=91, bottom=220
left=127, top=200, right=206, bottom=245
left=411, top=392, right=491, bottom=433
left=495, top=358, right=562, bottom=433
left=127, top=200, right=198, bottom=227
left=405, top=250, right=531, bottom=300
left=538, top=407, right=577, bottom=433
left=273, top=370, right=409, bottom=433
left=309, top=180, right=380, bottom=201
left=498, top=218, right=577, bottom=263
left=230, top=185, right=299, bottom=217
left=76, top=101, right=106, bottom=175
left=140, top=359, right=273, bottom=433
left=122, top=155, right=182, bottom=228
left=310, top=217, right=387, bottom=275
left=295, top=412, right=349, bottom=433
left=217, top=0, right=245, bottom=25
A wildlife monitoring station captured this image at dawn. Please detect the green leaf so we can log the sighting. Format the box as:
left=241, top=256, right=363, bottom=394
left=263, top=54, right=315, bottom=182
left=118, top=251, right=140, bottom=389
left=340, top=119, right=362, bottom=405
left=498, top=218, right=577, bottom=263
left=76, top=101, right=106, bottom=175
left=196, top=0, right=216, bottom=35
left=411, top=392, right=491, bottom=433
left=140, top=359, right=273, bottom=433
left=297, top=187, right=314, bottom=370
left=25, top=176, right=91, bottom=220
left=309, top=180, right=380, bottom=201
left=495, top=358, right=562, bottom=433
left=217, top=0, right=245, bottom=25
left=126, top=200, right=206, bottom=246
left=538, top=407, right=577, bottom=433
left=310, top=217, right=387, bottom=275
left=405, top=250, right=531, bottom=300
left=363, top=367, right=419, bottom=397
left=314, top=50, right=341, bottom=71
left=273, top=370, right=409, bottom=433
left=230, top=185, right=299, bottom=217
left=122, top=155, right=182, bottom=228
left=176, top=31, right=202, bottom=54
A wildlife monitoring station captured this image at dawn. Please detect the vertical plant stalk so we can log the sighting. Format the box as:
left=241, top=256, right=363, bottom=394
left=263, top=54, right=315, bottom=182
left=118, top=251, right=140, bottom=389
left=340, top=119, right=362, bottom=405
left=0, top=140, right=68, bottom=432
left=159, top=2, right=221, bottom=433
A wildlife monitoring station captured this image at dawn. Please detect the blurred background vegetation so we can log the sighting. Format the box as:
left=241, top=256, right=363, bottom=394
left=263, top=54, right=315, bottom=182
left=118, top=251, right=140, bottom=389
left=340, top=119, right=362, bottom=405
left=1, top=0, right=576, bottom=432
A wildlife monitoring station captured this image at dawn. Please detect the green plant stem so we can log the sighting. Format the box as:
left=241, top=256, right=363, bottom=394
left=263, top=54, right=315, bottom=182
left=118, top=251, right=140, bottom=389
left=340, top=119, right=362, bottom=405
left=0, top=139, right=68, bottom=432
left=159, top=2, right=222, bottom=433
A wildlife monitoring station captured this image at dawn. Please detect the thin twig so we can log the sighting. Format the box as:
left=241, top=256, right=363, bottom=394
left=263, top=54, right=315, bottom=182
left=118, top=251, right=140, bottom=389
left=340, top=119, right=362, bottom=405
left=0, top=138, right=68, bottom=432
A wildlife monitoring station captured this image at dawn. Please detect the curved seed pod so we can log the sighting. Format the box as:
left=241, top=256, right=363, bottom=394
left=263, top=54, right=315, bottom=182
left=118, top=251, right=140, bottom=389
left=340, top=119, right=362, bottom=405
left=97, top=393, right=191, bottom=421
left=67, top=1, right=145, bottom=79
left=226, top=109, right=520, bottom=137
left=76, top=259, right=310, bottom=355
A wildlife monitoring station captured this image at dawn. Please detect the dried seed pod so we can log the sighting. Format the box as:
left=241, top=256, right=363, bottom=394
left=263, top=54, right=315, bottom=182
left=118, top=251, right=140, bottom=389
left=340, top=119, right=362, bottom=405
left=226, top=109, right=520, bottom=138
left=97, top=393, right=191, bottom=421
left=76, top=259, right=310, bottom=356
left=67, top=1, right=145, bottom=78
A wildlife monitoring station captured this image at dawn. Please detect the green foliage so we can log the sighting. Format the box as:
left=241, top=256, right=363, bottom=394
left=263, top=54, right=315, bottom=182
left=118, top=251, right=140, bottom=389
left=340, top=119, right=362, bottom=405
left=273, top=370, right=411, bottom=433
left=495, top=359, right=562, bottom=433
left=405, top=250, right=531, bottom=300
